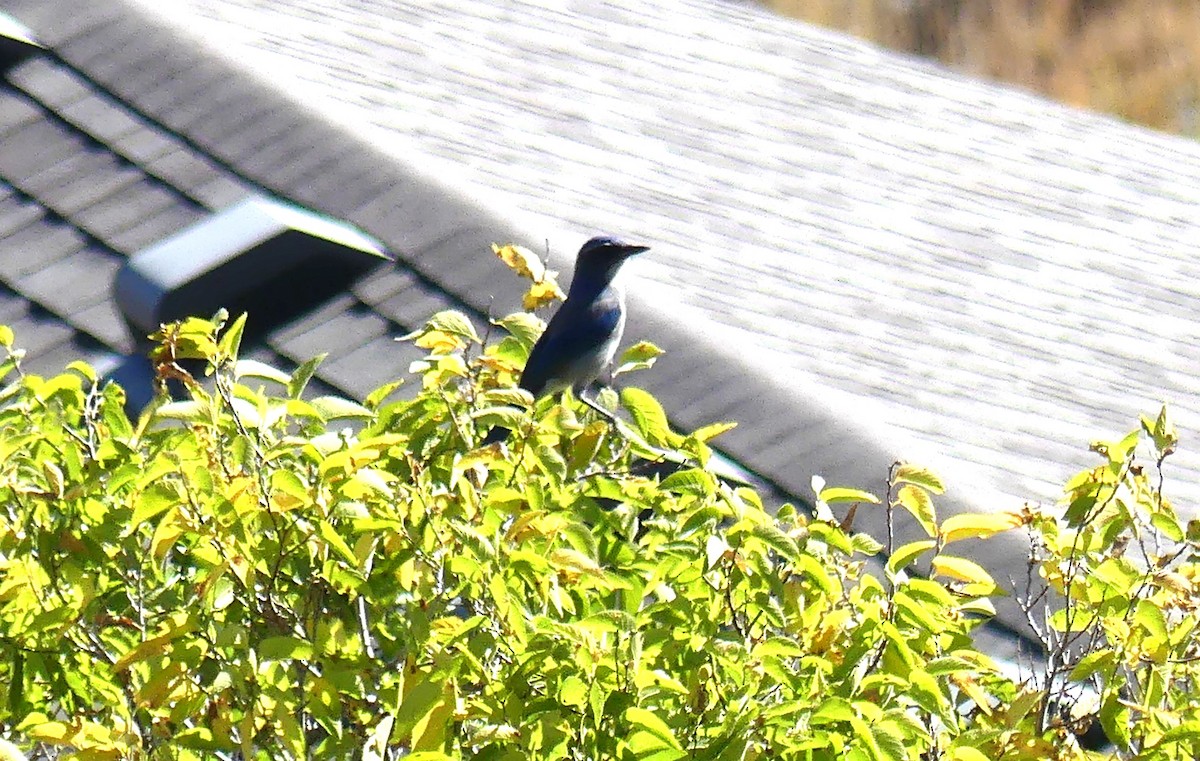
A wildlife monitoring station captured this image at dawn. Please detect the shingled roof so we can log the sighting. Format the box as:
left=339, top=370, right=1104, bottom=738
left=0, top=2, right=475, bottom=401
left=120, top=0, right=1200, bottom=510
left=5, top=0, right=1200, bottom=646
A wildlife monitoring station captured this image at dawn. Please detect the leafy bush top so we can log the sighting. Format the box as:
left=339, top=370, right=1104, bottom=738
left=0, top=266, right=1196, bottom=760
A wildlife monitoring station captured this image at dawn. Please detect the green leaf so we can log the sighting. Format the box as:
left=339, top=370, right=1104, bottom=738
left=478, top=388, right=535, bottom=408
left=926, top=654, right=986, bottom=676
left=1160, top=721, right=1200, bottom=746
left=613, top=341, right=664, bottom=377
left=494, top=312, right=544, bottom=349
left=271, top=470, right=311, bottom=508
left=0, top=355, right=21, bottom=383
left=471, top=406, right=525, bottom=432
left=625, top=707, right=685, bottom=758
left=619, top=341, right=664, bottom=366
left=66, top=360, right=96, bottom=383
left=259, top=636, right=314, bottom=661
left=175, top=727, right=221, bottom=750
left=808, top=520, right=854, bottom=555
left=155, top=316, right=218, bottom=361
left=288, top=353, right=327, bottom=399
left=749, top=522, right=801, bottom=563
left=113, top=613, right=195, bottom=672
left=392, top=678, right=445, bottom=744
left=365, top=379, right=405, bottom=409
left=318, top=520, right=359, bottom=568
left=363, top=716, right=395, bottom=761
left=907, top=668, right=952, bottom=726
left=426, top=310, right=481, bottom=343
left=798, top=554, right=839, bottom=597
left=1150, top=510, right=1184, bottom=542
left=812, top=696, right=855, bottom=724
left=892, top=589, right=945, bottom=634
left=101, top=382, right=134, bottom=439
left=869, top=722, right=906, bottom=761
left=620, top=387, right=671, bottom=446
left=1140, top=404, right=1177, bottom=457
left=1100, top=692, right=1132, bottom=748
left=131, top=481, right=181, bottom=528
left=850, top=533, right=884, bottom=556
left=1134, top=599, right=1168, bottom=642
left=660, top=468, right=716, bottom=497
left=574, top=610, right=636, bottom=636
left=559, top=675, right=588, bottom=708
left=1069, top=648, right=1116, bottom=681
left=0, top=325, right=12, bottom=348
left=218, top=312, right=248, bottom=359
left=344, top=468, right=396, bottom=500
left=1090, top=429, right=1139, bottom=467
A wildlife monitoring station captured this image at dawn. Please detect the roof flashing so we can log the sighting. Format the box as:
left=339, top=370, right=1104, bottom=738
left=115, top=194, right=389, bottom=338
left=0, top=11, right=42, bottom=70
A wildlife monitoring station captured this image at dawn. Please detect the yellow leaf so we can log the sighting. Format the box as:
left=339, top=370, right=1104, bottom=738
left=492, top=243, right=545, bottom=280
left=818, top=486, right=880, bottom=505
left=522, top=279, right=566, bottom=311
left=414, top=330, right=465, bottom=355
left=26, top=721, right=69, bottom=744
left=948, top=746, right=991, bottom=761
left=691, top=421, right=736, bottom=443
left=229, top=554, right=252, bottom=587
left=887, top=539, right=937, bottom=576
left=950, top=674, right=993, bottom=715
left=549, top=548, right=602, bottom=576
left=411, top=681, right=456, bottom=752
left=931, top=555, right=995, bottom=587
left=896, top=484, right=936, bottom=537
left=270, top=470, right=310, bottom=511
left=894, top=463, right=945, bottom=494
left=507, top=511, right=569, bottom=542
left=940, top=512, right=1023, bottom=544
left=150, top=508, right=185, bottom=562
left=136, top=661, right=188, bottom=708
left=114, top=612, right=195, bottom=672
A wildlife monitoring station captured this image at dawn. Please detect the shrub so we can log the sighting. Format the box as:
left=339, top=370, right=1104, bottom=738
left=0, top=300, right=1196, bottom=758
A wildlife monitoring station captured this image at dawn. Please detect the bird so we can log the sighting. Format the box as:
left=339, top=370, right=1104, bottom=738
left=484, top=235, right=649, bottom=444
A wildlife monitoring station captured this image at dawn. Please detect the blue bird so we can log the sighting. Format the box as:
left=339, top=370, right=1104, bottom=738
left=485, top=235, right=649, bottom=443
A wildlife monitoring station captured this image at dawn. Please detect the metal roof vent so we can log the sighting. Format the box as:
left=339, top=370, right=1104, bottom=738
left=115, top=194, right=388, bottom=341
left=0, top=12, right=42, bottom=70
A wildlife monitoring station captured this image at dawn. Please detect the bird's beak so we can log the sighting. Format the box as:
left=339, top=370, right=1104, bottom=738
left=619, top=244, right=650, bottom=257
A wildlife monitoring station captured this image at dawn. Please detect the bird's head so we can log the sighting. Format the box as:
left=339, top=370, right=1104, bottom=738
left=573, top=236, right=650, bottom=284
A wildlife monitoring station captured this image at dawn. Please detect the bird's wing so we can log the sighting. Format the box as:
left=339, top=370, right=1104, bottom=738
left=519, top=296, right=622, bottom=397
